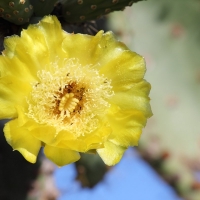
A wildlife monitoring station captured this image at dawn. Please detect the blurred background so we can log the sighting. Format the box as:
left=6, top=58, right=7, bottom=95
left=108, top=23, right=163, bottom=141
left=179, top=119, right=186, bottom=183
left=1, top=0, right=200, bottom=199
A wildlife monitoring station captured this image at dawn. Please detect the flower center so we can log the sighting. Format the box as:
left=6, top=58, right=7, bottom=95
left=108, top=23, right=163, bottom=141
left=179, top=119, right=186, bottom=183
left=59, top=93, right=79, bottom=117
left=27, top=58, right=114, bottom=137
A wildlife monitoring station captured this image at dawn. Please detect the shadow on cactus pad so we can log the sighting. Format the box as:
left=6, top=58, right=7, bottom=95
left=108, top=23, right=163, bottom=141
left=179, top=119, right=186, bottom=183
left=75, top=153, right=111, bottom=188
left=0, top=120, right=40, bottom=200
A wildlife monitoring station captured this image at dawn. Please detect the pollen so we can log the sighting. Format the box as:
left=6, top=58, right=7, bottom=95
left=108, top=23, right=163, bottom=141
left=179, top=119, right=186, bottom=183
left=26, top=58, right=114, bottom=137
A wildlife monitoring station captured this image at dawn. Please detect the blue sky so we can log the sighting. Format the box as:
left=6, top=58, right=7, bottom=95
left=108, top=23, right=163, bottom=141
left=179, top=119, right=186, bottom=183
left=54, top=149, right=182, bottom=200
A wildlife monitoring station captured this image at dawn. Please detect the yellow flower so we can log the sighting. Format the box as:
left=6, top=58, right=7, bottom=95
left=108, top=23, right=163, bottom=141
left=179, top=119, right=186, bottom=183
left=0, top=16, right=152, bottom=166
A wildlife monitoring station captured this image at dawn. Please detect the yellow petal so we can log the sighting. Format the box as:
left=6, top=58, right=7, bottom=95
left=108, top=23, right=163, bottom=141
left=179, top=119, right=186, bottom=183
left=28, top=122, right=57, bottom=144
left=0, top=58, right=34, bottom=119
left=106, top=106, right=147, bottom=147
left=3, top=35, right=21, bottom=58
left=0, top=54, right=35, bottom=82
left=97, top=141, right=126, bottom=166
left=99, top=49, right=146, bottom=87
left=39, top=15, right=65, bottom=50
left=55, top=121, right=111, bottom=152
left=0, top=73, right=32, bottom=119
left=109, top=80, right=152, bottom=117
left=44, top=145, right=80, bottom=167
left=4, top=119, right=41, bottom=163
left=0, top=74, right=32, bottom=104
left=3, top=16, right=66, bottom=78
left=62, top=31, right=93, bottom=66
left=61, top=31, right=126, bottom=67
left=16, top=108, right=63, bottom=146
left=0, top=99, right=16, bottom=119
left=25, top=117, right=110, bottom=151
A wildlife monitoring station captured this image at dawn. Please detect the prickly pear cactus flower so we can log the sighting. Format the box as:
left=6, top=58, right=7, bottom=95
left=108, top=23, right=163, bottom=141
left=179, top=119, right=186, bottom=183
left=0, top=16, right=152, bottom=166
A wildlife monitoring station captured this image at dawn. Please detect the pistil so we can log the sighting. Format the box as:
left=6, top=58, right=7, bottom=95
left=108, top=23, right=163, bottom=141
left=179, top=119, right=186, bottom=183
left=59, top=93, right=79, bottom=117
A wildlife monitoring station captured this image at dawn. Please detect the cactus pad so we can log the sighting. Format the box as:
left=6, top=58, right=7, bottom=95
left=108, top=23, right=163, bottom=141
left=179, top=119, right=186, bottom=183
left=0, top=0, right=33, bottom=25
left=30, top=0, right=58, bottom=17
left=61, top=0, right=143, bottom=23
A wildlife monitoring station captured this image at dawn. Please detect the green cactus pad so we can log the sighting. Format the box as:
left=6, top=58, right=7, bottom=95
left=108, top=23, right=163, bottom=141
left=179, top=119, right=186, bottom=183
left=0, top=0, right=33, bottom=25
left=30, top=0, right=58, bottom=17
left=61, top=0, right=143, bottom=23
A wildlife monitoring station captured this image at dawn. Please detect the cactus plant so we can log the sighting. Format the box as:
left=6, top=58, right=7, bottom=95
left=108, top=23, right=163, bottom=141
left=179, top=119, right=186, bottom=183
left=60, top=0, right=143, bottom=23
left=0, top=0, right=33, bottom=25
left=0, top=0, right=143, bottom=25
left=30, top=0, right=58, bottom=16
left=0, top=0, right=145, bottom=51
